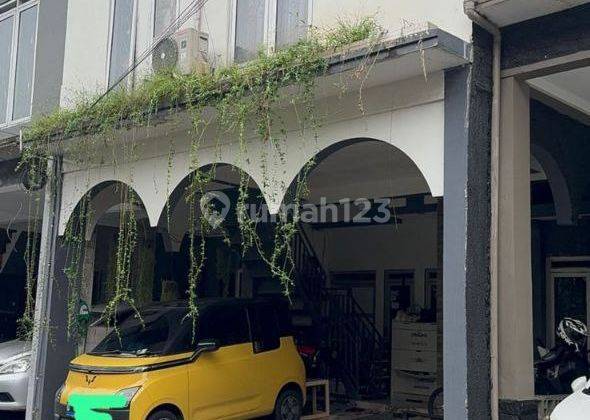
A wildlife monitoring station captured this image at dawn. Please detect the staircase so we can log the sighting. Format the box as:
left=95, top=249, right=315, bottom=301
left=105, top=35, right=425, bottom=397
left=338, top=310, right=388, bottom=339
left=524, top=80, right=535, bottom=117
left=292, top=226, right=390, bottom=399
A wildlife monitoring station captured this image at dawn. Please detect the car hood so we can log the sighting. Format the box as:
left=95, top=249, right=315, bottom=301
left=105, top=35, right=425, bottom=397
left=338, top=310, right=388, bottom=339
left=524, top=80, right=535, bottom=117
left=0, top=340, right=31, bottom=361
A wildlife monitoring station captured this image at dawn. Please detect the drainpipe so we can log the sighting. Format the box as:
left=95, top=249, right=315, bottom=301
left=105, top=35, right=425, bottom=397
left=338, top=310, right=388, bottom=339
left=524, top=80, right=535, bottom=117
left=463, top=2, right=501, bottom=420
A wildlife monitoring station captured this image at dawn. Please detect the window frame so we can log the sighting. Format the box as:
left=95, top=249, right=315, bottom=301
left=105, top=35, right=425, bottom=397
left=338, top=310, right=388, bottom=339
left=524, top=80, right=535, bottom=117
left=229, top=0, right=312, bottom=64
left=105, top=0, right=139, bottom=89
left=0, top=0, right=39, bottom=127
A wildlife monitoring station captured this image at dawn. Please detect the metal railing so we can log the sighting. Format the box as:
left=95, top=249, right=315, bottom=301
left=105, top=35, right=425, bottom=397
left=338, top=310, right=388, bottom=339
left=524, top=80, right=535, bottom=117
left=293, top=226, right=388, bottom=397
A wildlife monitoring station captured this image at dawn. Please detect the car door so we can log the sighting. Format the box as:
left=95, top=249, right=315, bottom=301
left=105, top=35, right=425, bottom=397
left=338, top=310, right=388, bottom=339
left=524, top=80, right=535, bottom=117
left=246, top=303, right=284, bottom=412
left=188, top=304, right=258, bottom=419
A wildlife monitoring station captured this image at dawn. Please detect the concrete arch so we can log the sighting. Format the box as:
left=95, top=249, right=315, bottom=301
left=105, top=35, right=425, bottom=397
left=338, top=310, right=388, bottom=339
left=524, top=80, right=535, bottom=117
left=154, top=162, right=268, bottom=252
left=60, top=180, right=150, bottom=241
left=531, top=143, right=573, bottom=225
left=154, top=161, right=268, bottom=228
left=269, top=101, right=443, bottom=212
left=60, top=93, right=443, bottom=230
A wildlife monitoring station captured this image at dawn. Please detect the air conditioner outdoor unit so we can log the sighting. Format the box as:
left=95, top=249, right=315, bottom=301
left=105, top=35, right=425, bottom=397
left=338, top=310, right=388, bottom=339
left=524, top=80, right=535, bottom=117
left=152, top=28, right=209, bottom=75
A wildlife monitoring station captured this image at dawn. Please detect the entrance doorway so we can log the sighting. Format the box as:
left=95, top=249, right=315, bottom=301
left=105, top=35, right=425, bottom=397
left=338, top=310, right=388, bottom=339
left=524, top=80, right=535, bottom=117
left=548, top=259, right=590, bottom=349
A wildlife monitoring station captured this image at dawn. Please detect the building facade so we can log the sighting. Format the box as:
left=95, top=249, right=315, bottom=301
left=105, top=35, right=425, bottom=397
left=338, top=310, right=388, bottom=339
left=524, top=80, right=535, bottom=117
left=21, top=1, right=488, bottom=419
left=3, top=0, right=590, bottom=419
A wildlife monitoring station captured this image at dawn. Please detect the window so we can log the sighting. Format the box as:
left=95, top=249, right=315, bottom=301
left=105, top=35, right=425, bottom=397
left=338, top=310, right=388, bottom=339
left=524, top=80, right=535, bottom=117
left=92, top=309, right=187, bottom=355
left=234, top=0, right=265, bottom=63
left=198, top=305, right=250, bottom=347
left=275, top=0, right=308, bottom=49
left=248, top=304, right=280, bottom=353
left=233, top=0, right=309, bottom=63
left=108, top=0, right=136, bottom=88
left=154, top=0, right=177, bottom=38
left=0, top=0, right=38, bottom=125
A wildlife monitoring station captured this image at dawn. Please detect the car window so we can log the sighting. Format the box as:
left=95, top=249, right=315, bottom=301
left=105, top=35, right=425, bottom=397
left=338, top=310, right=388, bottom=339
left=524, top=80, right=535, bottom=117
left=248, top=304, right=280, bottom=353
left=197, top=305, right=250, bottom=347
left=91, top=309, right=187, bottom=356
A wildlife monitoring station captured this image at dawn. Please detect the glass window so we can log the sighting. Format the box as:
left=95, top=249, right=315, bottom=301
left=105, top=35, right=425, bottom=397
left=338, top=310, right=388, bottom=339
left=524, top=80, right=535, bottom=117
left=91, top=309, right=189, bottom=356
left=198, top=305, right=250, bottom=347
left=234, top=0, right=265, bottom=63
left=275, top=0, right=307, bottom=49
left=108, top=0, right=135, bottom=88
left=11, top=4, right=36, bottom=120
left=0, top=16, right=14, bottom=124
left=154, top=0, right=176, bottom=38
left=249, top=304, right=280, bottom=353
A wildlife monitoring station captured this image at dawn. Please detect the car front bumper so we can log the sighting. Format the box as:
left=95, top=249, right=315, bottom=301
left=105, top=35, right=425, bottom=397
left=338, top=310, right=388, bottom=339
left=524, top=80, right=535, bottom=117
left=0, top=371, right=29, bottom=411
left=55, top=403, right=130, bottom=420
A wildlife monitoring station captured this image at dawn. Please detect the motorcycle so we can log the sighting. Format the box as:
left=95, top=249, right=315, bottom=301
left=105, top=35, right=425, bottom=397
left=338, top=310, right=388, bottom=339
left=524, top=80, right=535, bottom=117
left=535, top=340, right=589, bottom=395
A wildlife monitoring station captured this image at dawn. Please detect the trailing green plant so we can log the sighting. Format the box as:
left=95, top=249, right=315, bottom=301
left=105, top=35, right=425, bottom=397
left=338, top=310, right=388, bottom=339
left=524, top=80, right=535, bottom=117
left=17, top=17, right=384, bottom=341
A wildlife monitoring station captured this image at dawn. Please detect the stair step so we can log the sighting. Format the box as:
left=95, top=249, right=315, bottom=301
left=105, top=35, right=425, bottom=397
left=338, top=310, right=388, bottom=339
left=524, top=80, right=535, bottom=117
left=292, top=315, right=313, bottom=327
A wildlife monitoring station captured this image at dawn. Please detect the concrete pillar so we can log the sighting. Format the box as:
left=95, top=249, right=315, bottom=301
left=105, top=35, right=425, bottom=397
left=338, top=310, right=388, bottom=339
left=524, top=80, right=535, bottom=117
left=443, top=63, right=492, bottom=419
left=81, top=234, right=96, bottom=305
left=497, top=77, right=534, bottom=400
left=26, top=157, right=77, bottom=420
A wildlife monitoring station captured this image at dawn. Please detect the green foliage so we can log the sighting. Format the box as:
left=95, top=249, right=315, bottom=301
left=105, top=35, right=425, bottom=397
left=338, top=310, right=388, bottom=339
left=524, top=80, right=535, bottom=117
left=18, top=17, right=382, bottom=341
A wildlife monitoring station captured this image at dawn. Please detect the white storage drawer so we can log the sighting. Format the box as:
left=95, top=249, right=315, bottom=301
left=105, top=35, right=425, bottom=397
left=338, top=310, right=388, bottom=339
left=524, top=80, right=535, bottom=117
left=391, top=349, right=437, bottom=373
left=391, top=326, right=437, bottom=352
left=391, top=371, right=437, bottom=396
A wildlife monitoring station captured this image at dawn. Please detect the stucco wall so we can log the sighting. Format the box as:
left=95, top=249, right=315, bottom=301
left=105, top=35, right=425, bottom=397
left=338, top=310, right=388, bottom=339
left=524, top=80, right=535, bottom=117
left=58, top=73, right=445, bottom=236
left=59, top=0, right=471, bottom=105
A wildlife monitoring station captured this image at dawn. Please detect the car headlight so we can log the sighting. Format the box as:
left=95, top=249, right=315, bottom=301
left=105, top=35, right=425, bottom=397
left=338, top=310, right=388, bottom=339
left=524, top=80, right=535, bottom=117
left=0, top=354, right=31, bottom=375
left=116, top=386, right=141, bottom=407
left=55, top=384, right=64, bottom=405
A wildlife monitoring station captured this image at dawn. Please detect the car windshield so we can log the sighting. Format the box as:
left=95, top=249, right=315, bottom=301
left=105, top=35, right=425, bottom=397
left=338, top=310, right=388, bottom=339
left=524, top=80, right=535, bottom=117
left=90, top=308, right=190, bottom=357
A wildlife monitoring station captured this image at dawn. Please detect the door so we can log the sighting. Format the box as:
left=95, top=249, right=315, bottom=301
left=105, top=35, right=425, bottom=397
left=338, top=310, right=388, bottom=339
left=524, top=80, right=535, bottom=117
left=384, top=270, right=414, bottom=342
left=549, top=269, right=590, bottom=349
left=188, top=305, right=258, bottom=419
left=247, top=303, right=284, bottom=412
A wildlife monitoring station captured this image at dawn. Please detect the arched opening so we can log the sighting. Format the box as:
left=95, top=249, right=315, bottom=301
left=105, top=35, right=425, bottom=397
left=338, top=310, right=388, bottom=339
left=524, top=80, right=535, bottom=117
left=273, top=138, right=442, bottom=407
left=154, top=164, right=269, bottom=302
left=62, top=181, right=152, bottom=349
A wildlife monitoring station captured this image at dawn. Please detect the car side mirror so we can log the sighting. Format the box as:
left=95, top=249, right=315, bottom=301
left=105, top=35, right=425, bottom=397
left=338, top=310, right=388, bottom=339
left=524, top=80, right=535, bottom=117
left=571, top=376, right=587, bottom=393
left=197, top=339, right=219, bottom=353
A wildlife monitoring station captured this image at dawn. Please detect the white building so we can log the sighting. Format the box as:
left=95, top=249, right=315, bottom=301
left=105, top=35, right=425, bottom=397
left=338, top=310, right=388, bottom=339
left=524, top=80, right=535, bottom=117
left=5, top=0, right=500, bottom=418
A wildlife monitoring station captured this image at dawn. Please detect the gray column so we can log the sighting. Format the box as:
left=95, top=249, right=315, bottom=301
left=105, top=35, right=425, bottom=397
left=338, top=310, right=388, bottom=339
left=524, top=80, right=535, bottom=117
left=26, top=156, right=77, bottom=420
left=444, top=64, right=492, bottom=419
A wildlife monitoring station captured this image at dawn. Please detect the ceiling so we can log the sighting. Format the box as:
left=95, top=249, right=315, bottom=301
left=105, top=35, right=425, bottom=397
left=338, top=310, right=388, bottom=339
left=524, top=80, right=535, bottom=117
left=528, top=66, right=590, bottom=123
left=306, top=140, right=430, bottom=203
left=0, top=189, right=44, bottom=230
left=474, top=0, right=590, bottom=27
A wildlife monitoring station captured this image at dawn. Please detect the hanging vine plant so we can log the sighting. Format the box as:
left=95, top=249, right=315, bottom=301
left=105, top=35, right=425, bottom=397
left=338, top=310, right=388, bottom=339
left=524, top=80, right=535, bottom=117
left=18, top=17, right=386, bottom=341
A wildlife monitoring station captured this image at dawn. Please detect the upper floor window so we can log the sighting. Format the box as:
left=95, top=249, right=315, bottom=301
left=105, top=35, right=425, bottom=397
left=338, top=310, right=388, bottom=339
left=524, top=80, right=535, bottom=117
left=233, top=0, right=309, bottom=64
left=0, top=0, right=38, bottom=125
left=154, top=0, right=177, bottom=38
left=108, top=0, right=137, bottom=88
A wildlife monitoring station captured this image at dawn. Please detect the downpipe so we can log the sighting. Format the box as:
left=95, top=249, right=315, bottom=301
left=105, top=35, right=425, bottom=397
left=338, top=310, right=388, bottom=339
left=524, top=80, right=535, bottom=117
left=463, top=2, right=501, bottom=420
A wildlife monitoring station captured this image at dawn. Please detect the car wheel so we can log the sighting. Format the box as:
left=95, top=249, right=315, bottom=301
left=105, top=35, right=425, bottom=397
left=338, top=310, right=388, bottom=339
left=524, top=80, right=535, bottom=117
left=147, top=409, right=179, bottom=420
left=273, top=388, right=302, bottom=420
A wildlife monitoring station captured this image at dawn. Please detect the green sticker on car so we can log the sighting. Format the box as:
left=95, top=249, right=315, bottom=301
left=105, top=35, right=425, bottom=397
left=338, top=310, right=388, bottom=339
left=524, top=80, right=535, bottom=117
left=67, top=394, right=127, bottom=420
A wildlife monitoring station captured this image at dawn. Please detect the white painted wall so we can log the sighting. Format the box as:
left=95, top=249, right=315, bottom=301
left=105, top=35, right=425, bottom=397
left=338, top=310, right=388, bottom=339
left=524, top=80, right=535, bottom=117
left=59, top=0, right=470, bottom=105
left=57, top=73, right=445, bottom=235
left=306, top=213, right=439, bottom=333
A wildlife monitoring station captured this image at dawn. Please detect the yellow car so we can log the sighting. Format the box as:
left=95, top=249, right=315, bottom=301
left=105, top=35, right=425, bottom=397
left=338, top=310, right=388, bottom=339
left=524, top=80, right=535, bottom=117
left=55, top=298, right=306, bottom=420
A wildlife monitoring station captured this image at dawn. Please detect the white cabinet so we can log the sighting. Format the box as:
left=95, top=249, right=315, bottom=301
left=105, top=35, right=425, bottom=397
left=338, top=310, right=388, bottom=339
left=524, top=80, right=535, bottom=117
left=390, top=321, right=438, bottom=408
